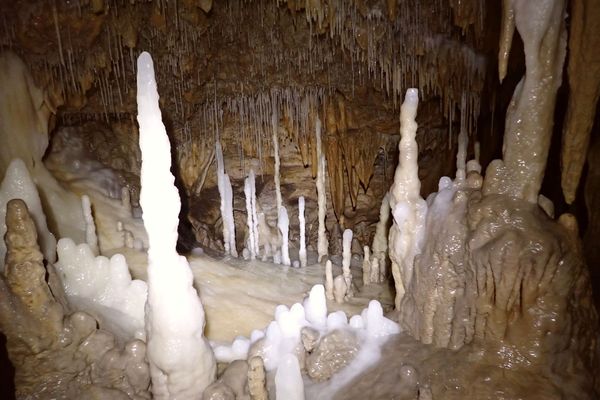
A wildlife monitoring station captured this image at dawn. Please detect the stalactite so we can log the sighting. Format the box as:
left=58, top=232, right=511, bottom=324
left=484, top=0, right=567, bottom=203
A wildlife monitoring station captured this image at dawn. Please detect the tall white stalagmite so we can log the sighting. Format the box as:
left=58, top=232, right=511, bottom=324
left=136, top=52, right=215, bottom=399
left=342, top=228, right=354, bottom=297
left=81, top=194, right=99, bottom=255
left=316, top=117, right=328, bottom=262
left=244, top=174, right=257, bottom=260
left=216, top=141, right=237, bottom=257
left=250, top=170, right=260, bottom=256
left=278, top=205, right=291, bottom=266
left=388, top=89, right=428, bottom=310
left=224, top=174, right=237, bottom=256
left=298, top=196, right=307, bottom=267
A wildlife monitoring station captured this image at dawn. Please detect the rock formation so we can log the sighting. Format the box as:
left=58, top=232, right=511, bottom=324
left=0, top=199, right=150, bottom=398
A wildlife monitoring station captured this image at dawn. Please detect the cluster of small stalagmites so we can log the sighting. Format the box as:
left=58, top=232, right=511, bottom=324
left=0, top=199, right=150, bottom=398
left=204, top=327, right=361, bottom=399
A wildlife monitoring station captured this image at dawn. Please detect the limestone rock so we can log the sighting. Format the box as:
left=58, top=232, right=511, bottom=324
left=305, top=329, right=359, bottom=381
left=0, top=199, right=150, bottom=398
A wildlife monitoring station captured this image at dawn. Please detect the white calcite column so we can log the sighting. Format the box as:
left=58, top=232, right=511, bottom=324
left=278, top=205, right=291, bottom=266
left=388, top=89, right=428, bottom=310
left=250, top=170, right=260, bottom=256
left=298, top=196, right=307, bottom=267
left=342, top=228, right=354, bottom=297
left=216, top=140, right=237, bottom=257
left=244, top=170, right=260, bottom=260
left=81, top=195, right=99, bottom=255
left=316, top=118, right=328, bottom=262
left=136, top=52, right=216, bottom=399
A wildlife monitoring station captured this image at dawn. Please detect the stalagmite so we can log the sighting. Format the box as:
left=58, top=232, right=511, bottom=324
left=303, top=284, right=327, bottom=328
left=298, top=196, right=307, bottom=267
left=278, top=206, right=291, bottom=266
left=250, top=171, right=260, bottom=257
left=484, top=0, right=567, bottom=203
left=388, top=89, right=428, bottom=310
left=325, top=259, right=334, bottom=301
left=455, top=129, right=467, bottom=182
left=136, top=52, right=215, bottom=399
left=0, top=159, right=57, bottom=268
left=275, top=355, right=304, bottom=400
left=248, top=356, right=268, bottom=400
left=0, top=52, right=85, bottom=245
left=370, top=257, right=380, bottom=285
left=244, top=171, right=259, bottom=260
left=224, top=174, right=237, bottom=257
left=362, top=245, right=371, bottom=286
left=216, top=141, right=237, bottom=257
left=342, top=228, right=354, bottom=297
left=316, top=117, right=328, bottom=263
left=372, top=193, right=390, bottom=278
left=81, top=195, right=99, bottom=255
left=333, top=274, right=347, bottom=304
left=55, top=237, right=147, bottom=341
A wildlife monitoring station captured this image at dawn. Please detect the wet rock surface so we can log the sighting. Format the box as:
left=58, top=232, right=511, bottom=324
left=0, top=199, right=150, bottom=399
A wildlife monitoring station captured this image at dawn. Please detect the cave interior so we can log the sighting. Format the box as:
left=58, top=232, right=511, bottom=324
left=0, top=0, right=599, bottom=399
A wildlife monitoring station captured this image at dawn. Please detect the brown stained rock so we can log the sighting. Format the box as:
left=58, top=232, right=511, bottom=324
left=0, top=199, right=150, bottom=398
left=1, top=199, right=64, bottom=352
left=203, top=360, right=249, bottom=400
left=560, top=0, right=600, bottom=204
left=305, top=329, right=359, bottom=382
left=247, top=356, right=268, bottom=400
left=398, top=191, right=599, bottom=393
